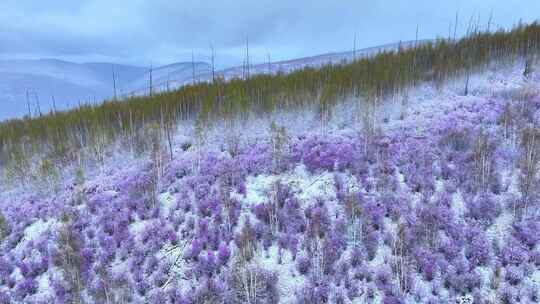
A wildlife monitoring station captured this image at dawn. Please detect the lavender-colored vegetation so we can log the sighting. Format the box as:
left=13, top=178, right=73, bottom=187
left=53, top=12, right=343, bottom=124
left=0, top=64, right=539, bottom=303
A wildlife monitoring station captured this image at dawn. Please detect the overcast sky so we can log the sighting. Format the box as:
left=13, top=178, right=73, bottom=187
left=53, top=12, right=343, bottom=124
left=1, top=0, right=539, bottom=68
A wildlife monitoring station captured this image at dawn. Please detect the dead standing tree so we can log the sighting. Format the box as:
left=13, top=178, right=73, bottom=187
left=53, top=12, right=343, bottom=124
left=210, top=44, right=216, bottom=84
left=518, top=127, right=540, bottom=219
left=472, top=132, right=495, bottom=193
left=391, top=223, right=414, bottom=295
left=33, top=91, right=42, bottom=117
left=523, top=40, right=535, bottom=80
left=192, top=50, right=197, bottom=86
left=160, top=105, right=174, bottom=161
left=149, top=63, right=153, bottom=96
left=26, top=89, right=32, bottom=118
left=51, top=95, right=57, bottom=114
left=112, top=64, right=117, bottom=101
left=245, top=36, right=251, bottom=80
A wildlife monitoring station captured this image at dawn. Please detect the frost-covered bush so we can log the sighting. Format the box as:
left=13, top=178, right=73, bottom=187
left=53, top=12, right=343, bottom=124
left=505, top=266, right=524, bottom=286
left=501, top=239, right=530, bottom=266
left=293, top=136, right=356, bottom=172
left=411, top=200, right=453, bottom=248
left=296, top=255, right=312, bottom=275
left=523, top=282, right=540, bottom=303
left=499, top=283, right=519, bottom=304
left=296, top=278, right=330, bottom=304
left=3, top=75, right=540, bottom=303
left=217, top=243, right=231, bottom=266
left=350, top=246, right=366, bottom=268
left=465, top=193, right=501, bottom=225
left=414, top=247, right=438, bottom=281
left=191, top=278, right=226, bottom=304
left=0, top=257, right=13, bottom=285
left=0, top=291, right=10, bottom=304
left=361, top=195, right=385, bottom=231
left=439, top=127, right=473, bottom=153
left=465, top=232, right=491, bottom=267
left=15, top=277, right=38, bottom=300
left=234, top=219, right=258, bottom=262
left=50, top=214, right=91, bottom=302
left=512, top=219, right=540, bottom=248
left=374, top=265, right=395, bottom=295
left=227, top=260, right=279, bottom=304
left=383, top=295, right=405, bottom=304
left=365, top=229, right=380, bottom=261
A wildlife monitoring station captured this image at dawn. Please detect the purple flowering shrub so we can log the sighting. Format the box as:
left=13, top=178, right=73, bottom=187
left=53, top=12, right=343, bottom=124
left=292, top=135, right=357, bottom=172
left=296, top=277, right=330, bottom=304
left=512, top=218, right=540, bottom=249
left=2, top=89, right=540, bottom=303
left=464, top=229, right=491, bottom=267
left=465, top=193, right=502, bottom=226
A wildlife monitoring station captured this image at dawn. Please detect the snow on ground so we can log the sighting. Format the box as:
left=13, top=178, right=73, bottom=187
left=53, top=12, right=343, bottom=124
left=212, top=61, right=540, bottom=303
left=1, top=60, right=539, bottom=303
left=14, top=219, right=57, bottom=256
left=257, top=245, right=306, bottom=304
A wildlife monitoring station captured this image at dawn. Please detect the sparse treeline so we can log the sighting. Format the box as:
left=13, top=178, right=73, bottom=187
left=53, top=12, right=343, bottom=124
left=1, top=22, right=540, bottom=174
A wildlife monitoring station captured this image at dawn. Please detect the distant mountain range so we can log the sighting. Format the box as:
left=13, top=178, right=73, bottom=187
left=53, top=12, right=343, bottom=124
left=0, top=59, right=210, bottom=120
left=0, top=40, right=424, bottom=121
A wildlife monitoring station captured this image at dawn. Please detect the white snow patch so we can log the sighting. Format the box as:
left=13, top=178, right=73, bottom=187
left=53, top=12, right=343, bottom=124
left=244, top=174, right=280, bottom=205
left=242, top=164, right=340, bottom=210
left=532, top=270, right=540, bottom=285
left=159, top=192, right=176, bottom=217
left=129, top=219, right=151, bottom=236
left=283, top=165, right=336, bottom=205
left=23, top=219, right=52, bottom=240
left=35, top=272, right=53, bottom=299
left=452, top=191, right=466, bottom=218
left=486, top=212, right=514, bottom=246
left=14, top=219, right=57, bottom=256
left=256, top=245, right=305, bottom=304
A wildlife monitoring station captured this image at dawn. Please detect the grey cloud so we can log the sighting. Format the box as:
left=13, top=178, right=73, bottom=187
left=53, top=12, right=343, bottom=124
left=1, top=0, right=539, bottom=67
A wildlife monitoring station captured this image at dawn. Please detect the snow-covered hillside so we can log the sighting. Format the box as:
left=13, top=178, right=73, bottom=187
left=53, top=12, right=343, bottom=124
left=216, top=40, right=426, bottom=81
left=1, top=59, right=539, bottom=303
left=0, top=41, right=424, bottom=121
left=121, top=62, right=212, bottom=97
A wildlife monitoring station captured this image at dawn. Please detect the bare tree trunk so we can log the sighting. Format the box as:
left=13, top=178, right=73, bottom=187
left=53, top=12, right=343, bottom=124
left=149, top=63, right=153, bottom=96
left=454, top=11, right=459, bottom=42
left=26, top=89, right=32, bottom=118
left=245, top=36, right=250, bottom=80
left=129, top=109, right=134, bottom=155
left=464, top=72, right=470, bottom=96
left=210, top=44, right=216, bottom=83
left=519, top=128, right=539, bottom=219
left=192, top=50, right=196, bottom=86
left=524, top=41, right=534, bottom=80
left=112, top=64, right=117, bottom=100
left=161, top=105, right=174, bottom=161
left=51, top=95, right=57, bottom=114
left=34, top=92, right=42, bottom=117
left=415, top=24, right=419, bottom=48
left=487, top=10, right=493, bottom=32
left=353, top=31, right=357, bottom=61
left=267, top=52, right=271, bottom=74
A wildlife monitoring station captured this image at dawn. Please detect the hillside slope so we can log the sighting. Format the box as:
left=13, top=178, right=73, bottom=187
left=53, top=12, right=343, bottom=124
left=0, top=41, right=423, bottom=121
left=0, top=59, right=539, bottom=303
